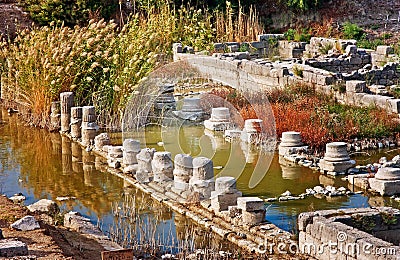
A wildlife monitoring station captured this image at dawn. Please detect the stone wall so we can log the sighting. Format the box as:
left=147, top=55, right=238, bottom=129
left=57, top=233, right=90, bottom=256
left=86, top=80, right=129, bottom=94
left=298, top=207, right=400, bottom=260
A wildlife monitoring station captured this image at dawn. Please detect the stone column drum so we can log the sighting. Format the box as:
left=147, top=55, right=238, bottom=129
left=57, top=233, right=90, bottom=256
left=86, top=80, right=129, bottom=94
left=211, top=176, right=242, bottom=213
left=173, top=97, right=204, bottom=120
left=50, top=101, right=61, bottom=130
left=189, top=157, right=215, bottom=199
left=60, top=92, right=74, bottom=133
left=204, top=107, right=232, bottom=131
left=241, top=119, right=263, bottom=144
left=152, top=152, right=174, bottom=182
left=136, top=148, right=156, bottom=183
left=319, top=142, right=355, bottom=174
left=369, top=167, right=400, bottom=195
left=173, top=154, right=193, bottom=191
left=81, top=106, right=98, bottom=146
left=122, top=139, right=141, bottom=166
left=278, top=131, right=307, bottom=156
left=70, top=107, right=82, bottom=139
left=94, top=133, right=110, bottom=152
left=107, top=146, right=123, bottom=168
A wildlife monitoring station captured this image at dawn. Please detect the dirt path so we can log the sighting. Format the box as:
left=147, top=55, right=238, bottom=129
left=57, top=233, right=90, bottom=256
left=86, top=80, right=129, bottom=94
left=0, top=195, right=105, bottom=259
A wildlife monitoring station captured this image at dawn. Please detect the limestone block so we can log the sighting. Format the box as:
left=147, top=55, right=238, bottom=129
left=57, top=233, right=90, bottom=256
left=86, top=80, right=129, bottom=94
left=94, top=133, right=110, bottom=151
left=237, top=197, right=265, bottom=212
left=376, top=45, right=394, bottom=56
left=152, top=151, right=173, bottom=182
left=64, top=211, right=107, bottom=239
left=211, top=191, right=242, bottom=212
left=319, top=159, right=355, bottom=173
left=0, top=239, right=28, bottom=257
left=108, top=146, right=123, bottom=159
left=137, top=148, right=155, bottom=173
left=324, top=142, right=350, bottom=161
left=369, top=178, right=400, bottom=196
left=136, top=171, right=150, bottom=183
left=388, top=99, right=400, bottom=113
left=242, top=210, right=265, bottom=225
left=215, top=176, right=237, bottom=193
left=346, top=80, right=366, bottom=93
left=27, top=199, right=59, bottom=215
left=10, top=216, right=40, bottom=231
left=191, top=179, right=215, bottom=199
left=191, top=157, right=214, bottom=181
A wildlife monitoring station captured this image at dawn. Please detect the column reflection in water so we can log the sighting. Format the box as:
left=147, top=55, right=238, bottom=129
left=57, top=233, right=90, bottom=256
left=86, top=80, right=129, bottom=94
left=83, top=149, right=96, bottom=187
left=61, top=135, right=72, bottom=175
left=279, top=156, right=303, bottom=180
left=50, top=133, right=62, bottom=156
left=71, top=142, right=83, bottom=174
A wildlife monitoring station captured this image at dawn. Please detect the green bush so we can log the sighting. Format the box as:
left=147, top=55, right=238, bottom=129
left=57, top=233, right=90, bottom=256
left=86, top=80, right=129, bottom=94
left=19, top=0, right=119, bottom=26
left=342, top=22, right=365, bottom=40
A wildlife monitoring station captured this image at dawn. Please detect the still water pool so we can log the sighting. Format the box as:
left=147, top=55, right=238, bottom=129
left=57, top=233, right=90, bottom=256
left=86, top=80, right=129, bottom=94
left=1, top=110, right=399, bottom=250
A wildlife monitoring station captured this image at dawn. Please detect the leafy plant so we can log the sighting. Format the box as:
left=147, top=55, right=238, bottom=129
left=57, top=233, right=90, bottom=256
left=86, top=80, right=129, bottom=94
left=318, top=42, right=333, bottom=54
left=342, top=22, right=365, bottom=40
left=292, top=65, right=303, bottom=77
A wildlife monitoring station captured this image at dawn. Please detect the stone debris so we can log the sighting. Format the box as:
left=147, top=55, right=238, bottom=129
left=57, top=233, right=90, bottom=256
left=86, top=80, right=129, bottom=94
left=27, top=199, right=59, bottom=215
left=9, top=194, right=26, bottom=203
left=64, top=211, right=108, bottom=239
left=0, top=239, right=28, bottom=257
left=10, top=215, right=40, bottom=231
left=56, top=196, right=76, bottom=201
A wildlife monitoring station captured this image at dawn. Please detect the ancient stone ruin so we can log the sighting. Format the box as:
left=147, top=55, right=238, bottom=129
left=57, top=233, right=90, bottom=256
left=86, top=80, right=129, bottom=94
left=278, top=131, right=307, bottom=156
left=204, top=107, right=232, bottom=131
left=320, top=142, right=355, bottom=175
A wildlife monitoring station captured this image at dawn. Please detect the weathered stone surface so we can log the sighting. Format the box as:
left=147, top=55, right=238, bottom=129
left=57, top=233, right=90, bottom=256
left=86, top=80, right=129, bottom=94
left=210, top=191, right=242, bottom=212
left=214, top=176, right=237, bottom=193
left=0, top=239, right=28, bottom=257
left=94, top=133, right=110, bottom=151
left=122, top=139, right=140, bottom=165
left=152, top=152, right=174, bottom=182
left=27, top=199, right=59, bottom=215
left=9, top=195, right=26, bottom=203
left=64, top=211, right=107, bottom=239
left=375, top=167, right=400, bottom=180
left=346, top=80, right=366, bottom=93
left=191, top=157, right=214, bottom=181
left=173, top=154, right=193, bottom=190
left=369, top=178, right=400, bottom=196
left=10, top=215, right=40, bottom=231
left=60, top=92, right=74, bottom=133
left=242, top=210, right=265, bottom=225
left=376, top=45, right=394, bottom=56
left=237, top=197, right=264, bottom=212
left=136, top=148, right=156, bottom=174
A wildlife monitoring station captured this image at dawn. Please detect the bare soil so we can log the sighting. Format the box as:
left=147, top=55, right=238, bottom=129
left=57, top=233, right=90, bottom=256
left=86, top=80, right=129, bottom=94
left=0, top=195, right=104, bottom=259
